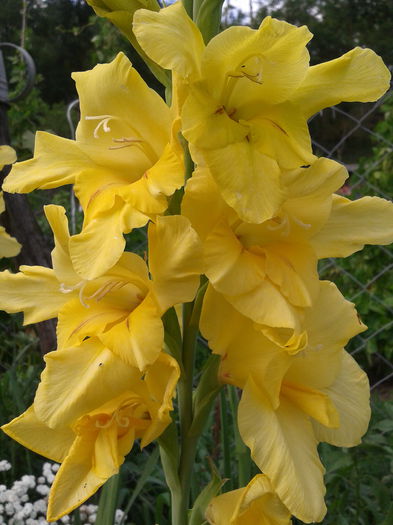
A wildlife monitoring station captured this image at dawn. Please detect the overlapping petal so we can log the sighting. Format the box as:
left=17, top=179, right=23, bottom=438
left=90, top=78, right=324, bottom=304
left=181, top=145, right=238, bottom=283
left=206, top=474, right=292, bottom=524
left=148, top=215, right=203, bottom=312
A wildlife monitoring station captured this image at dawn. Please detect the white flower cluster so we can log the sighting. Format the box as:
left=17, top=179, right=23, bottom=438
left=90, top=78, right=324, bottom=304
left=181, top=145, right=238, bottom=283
left=0, top=461, right=125, bottom=525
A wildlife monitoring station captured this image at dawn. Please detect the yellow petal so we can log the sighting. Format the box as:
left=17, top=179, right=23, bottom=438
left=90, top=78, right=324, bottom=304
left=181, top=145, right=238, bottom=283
left=206, top=485, right=245, bottom=524
left=0, top=145, right=17, bottom=168
left=287, top=281, right=366, bottom=390
left=311, top=195, right=393, bottom=258
left=281, top=381, right=339, bottom=428
left=202, top=17, right=311, bottom=104
left=140, top=352, right=180, bottom=446
left=200, top=285, right=291, bottom=404
left=281, top=157, right=348, bottom=239
left=249, top=101, right=315, bottom=170
left=47, top=432, right=111, bottom=521
left=293, top=47, right=391, bottom=118
left=263, top=242, right=318, bottom=307
left=182, top=168, right=236, bottom=242
left=1, top=406, right=74, bottom=463
left=227, top=278, right=301, bottom=334
left=238, top=377, right=326, bottom=523
left=0, top=266, right=68, bottom=324
left=68, top=201, right=128, bottom=281
left=144, top=141, right=184, bottom=197
left=204, top=221, right=266, bottom=296
left=133, top=2, right=205, bottom=80
left=56, top=298, right=126, bottom=349
left=201, top=140, right=283, bottom=224
left=0, top=228, right=21, bottom=258
left=73, top=52, right=171, bottom=157
left=206, top=474, right=291, bottom=525
left=148, top=215, right=203, bottom=313
left=44, top=205, right=81, bottom=286
left=181, top=86, right=249, bottom=149
left=2, top=132, right=76, bottom=194
left=100, top=293, right=164, bottom=370
left=312, top=351, right=370, bottom=447
left=34, top=338, right=141, bottom=428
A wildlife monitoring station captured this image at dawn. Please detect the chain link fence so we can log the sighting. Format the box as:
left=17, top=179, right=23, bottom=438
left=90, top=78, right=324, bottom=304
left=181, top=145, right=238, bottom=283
left=312, top=89, right=393, bottom=394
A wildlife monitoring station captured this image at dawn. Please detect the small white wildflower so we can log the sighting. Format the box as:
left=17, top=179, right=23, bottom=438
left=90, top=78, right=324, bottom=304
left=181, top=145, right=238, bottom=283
left=5, top=501, right=15, bottom=515
left=35, top=485, right=50, bottom=496
left=33, top=499, right=47, bottom=514
left=0, top=461, right=11, bottom=472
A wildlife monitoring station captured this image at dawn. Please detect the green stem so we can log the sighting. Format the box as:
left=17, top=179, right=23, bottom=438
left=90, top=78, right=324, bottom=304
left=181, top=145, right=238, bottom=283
left=229, top=386, right=251, bottom=487
left=220, top=387, right=233, bottom=490
left=173, top=282, right=208, bottom=525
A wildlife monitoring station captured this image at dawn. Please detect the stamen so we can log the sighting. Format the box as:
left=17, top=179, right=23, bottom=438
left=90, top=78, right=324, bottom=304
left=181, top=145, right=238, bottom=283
left=59, top=280, right=89, bottom=308
left=78, top=282, right=90, bottom=309
left=85, top=115, right=117, bottom=139
left=267, top=215, right=288, bottom=232
left=86, top=280, right=126, bottom=302
left=108, top=137, right=145, bottom=151
left=59, top=283, right=74, bottom=294
left=292, top=215, right=311, bottom=229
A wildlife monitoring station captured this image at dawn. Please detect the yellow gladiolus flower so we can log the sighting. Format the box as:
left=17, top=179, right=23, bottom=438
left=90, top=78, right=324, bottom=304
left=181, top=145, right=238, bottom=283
left=3, top=52, right=184, bottom=279
left=134, top=2, right=390, bottom=224
left=201, top=282, right=369, bottom=523
left=183, top=163, right=393, bottom=351
left=206, top=474, right=291, bottom=525
left=2, top=338, right=179, bottom=521
left=0, top=205, right=202, bottom=370
left=0, top=192, right=21, bottom=258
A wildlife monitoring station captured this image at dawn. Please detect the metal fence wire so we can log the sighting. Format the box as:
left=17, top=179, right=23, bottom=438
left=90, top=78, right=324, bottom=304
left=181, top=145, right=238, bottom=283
left=312, top=89, right=393, bottom=394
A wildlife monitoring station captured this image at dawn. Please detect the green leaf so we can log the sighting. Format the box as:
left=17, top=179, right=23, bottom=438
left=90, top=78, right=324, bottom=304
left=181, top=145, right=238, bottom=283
left=380, top=502, right=393, bottom=525
left=95, top=473, right=120, bottom=525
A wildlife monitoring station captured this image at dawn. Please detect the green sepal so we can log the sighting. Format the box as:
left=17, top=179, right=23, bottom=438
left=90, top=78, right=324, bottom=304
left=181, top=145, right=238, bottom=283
left=195, top=0, right=225, bottom=43
left=163, top=307, right=184, bottom=373
left=189, top=460, right=226, bottom=525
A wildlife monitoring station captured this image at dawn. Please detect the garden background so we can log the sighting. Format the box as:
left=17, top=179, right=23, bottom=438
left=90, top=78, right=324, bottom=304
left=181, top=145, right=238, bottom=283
left=0, top=0, right=392, bottom=523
